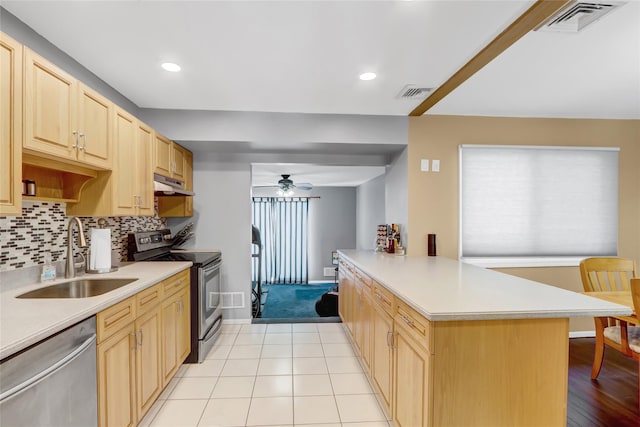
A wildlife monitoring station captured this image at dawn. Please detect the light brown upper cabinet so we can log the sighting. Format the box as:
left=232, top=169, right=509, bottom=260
left=154, top=134, right=191, bottom=181
left=154, top=134, right=172, bottom=177
left=67, top=108, right=154, bottom=216
left=0, top=33, right=23, bottom=215
left=24, top=48, right=112, bottom=170
left=171, top=143, right=186, bottom=181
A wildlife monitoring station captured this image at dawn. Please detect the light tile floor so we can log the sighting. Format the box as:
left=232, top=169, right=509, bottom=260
left=141, top=322, right=392, bottom=427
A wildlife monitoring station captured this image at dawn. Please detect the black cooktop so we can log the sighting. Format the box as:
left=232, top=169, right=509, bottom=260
left=149, top=251, right=221, bottom=266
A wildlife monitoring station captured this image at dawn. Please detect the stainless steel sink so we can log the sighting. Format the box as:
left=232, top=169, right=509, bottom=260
left=17, top=278, right=137, bottom=299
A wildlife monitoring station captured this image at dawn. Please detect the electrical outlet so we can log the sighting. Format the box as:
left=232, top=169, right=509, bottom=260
left=420, top=159, right=429, bottom=172
left=432, top=159, right=440, bottom=172
left=324, top=267, right=335, bottom=276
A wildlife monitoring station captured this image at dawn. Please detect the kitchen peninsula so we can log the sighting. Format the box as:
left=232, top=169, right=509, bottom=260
left=337, top=250, right=631, bottom=427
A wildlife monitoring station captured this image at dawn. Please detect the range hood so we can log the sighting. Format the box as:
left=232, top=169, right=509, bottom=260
left=154, top=173, right=195, bottom=196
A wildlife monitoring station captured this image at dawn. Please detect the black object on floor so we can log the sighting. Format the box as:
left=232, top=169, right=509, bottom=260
left=315, top=290, right=339, bottom=317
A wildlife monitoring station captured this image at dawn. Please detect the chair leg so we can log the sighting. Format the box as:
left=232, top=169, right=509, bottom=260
left=591, top=318, right=607, bottom=379
left=591, top=339, right=605, bottom=379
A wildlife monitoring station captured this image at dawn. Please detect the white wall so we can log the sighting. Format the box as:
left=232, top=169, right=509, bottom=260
left=356, top=175, right=386, bottom=250
left=385, top=147, right=409, bottom=250
left=251, top=186, right=356, bottom=282
left=169, top=156, right=253, bottom=320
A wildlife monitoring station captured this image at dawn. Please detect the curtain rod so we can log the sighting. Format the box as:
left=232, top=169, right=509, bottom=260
left=252, top=196, right=321, bottom=200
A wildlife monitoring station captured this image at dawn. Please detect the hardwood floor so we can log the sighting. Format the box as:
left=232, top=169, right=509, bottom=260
left=568, top=338, right=640, bottom=427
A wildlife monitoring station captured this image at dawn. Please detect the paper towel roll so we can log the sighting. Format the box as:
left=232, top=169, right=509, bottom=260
left=90, top=228, right=111, bottom=271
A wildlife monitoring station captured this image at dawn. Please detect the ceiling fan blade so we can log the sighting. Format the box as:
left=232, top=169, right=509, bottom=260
left=295, top=182, right=313, bottom=190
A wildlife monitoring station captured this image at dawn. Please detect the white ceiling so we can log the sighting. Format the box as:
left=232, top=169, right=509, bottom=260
left=3, top=1, right=638, bottom=185
left=251, top=163, right=386, bottom=187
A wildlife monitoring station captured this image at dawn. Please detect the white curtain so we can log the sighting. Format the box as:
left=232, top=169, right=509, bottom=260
left=252, top=197, right=309, bottom=284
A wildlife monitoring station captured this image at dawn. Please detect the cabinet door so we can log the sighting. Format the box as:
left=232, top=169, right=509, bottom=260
left=0, top=33, right=22, bottom=215
left=394, top=324, right=431, bottom=427
left=135, top=306, right=163, bottom=421
left=154, top=134, right=172, bottom=177
left=172, top=143, right=186, bottom=180
left=98, top=323, right=136, bottom=427
left=361, top=292, right=372, bottom=370
left=24, top=48, right=77, bottom=160
left=136, top=122, right=154, bottom=216
left=161, top=295, right=179, bottom=385
left=77, top=83, right=111, bottom=169
left=176, top=286, right=191, bottom=362
left=113, top=108, right=137, bottom=215
left=372, top=304, right=393, bottom=414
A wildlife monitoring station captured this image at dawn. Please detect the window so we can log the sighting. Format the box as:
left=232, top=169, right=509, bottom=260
left=459, top=145, right=619, bottom=268
left=252, top=197, right=309, bottom=283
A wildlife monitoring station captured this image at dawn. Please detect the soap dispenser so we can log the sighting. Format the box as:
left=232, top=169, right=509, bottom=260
left=41, top=253, right=57, bottom=282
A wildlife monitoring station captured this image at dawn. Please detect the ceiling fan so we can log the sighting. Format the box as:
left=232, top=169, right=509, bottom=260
left=276, top=174, right=313, bottom=195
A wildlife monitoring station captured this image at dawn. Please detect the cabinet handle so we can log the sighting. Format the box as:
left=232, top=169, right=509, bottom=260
left=79, top=133, right=86, bottom=151
left=376, top=292, right=384, bottom=301
left=387, top=331, right=395, bottom=349
left=400, top=314, right=415, bottom=328
left=72, top=131, right=78, bottom=149
left=139, top=330, right=144, bottom=347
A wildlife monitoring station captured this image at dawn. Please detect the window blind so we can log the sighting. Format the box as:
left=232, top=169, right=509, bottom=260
left=459, top=145, right=619, bottom=266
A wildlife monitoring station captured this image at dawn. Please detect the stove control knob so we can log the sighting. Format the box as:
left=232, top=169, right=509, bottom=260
left=139, top=237, right=151, bottom=244
left=163, top=234, right=173, bottom=241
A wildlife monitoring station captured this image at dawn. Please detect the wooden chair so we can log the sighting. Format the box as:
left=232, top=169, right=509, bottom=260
left=579, top=257, right=638, bottom=379
left=628, top=278, right=640, bottom=405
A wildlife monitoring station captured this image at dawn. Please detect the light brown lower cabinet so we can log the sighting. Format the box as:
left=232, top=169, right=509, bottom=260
left=97, top=270, right=190, bottom=427
left=371, top=302, right=393, bottom=414
left=394, top=318, right=432, bottom=427
left=340, top=258, right=569, bottom=427
left=162, top=284, right=190, bottom=384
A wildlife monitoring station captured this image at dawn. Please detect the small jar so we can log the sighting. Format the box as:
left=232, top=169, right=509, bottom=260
left=26, top=180, right=36, bottom=196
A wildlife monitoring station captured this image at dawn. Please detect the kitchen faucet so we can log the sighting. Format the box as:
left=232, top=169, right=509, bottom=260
left=65, top=217, right=87, bottom=278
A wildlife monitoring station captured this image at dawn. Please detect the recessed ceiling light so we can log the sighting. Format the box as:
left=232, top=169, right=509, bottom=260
left=161, top=62, right=181, bottom=72
left=359, top=72, right=377, bottom=81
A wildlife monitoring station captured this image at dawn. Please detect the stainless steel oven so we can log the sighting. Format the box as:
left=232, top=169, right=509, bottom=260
left=199, top=257, right=223, bottom=361
left=128, top=230, right=222, bottom=363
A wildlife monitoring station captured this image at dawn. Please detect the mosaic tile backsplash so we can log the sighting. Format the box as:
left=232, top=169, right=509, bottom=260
left=0, top=201, right=167, bottom=271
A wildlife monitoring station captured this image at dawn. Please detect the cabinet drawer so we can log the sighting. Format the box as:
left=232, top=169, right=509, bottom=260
left=162, top=270, right=190, bottom=297
left=97, top=296, right=136, bottom=342
left=136, top=282, right=163, bottom=316
left=395, top=300, right=432, bottom=352
left=372, top=282, right=394, bottom=315
left=354, top=269, right=372, bottom=291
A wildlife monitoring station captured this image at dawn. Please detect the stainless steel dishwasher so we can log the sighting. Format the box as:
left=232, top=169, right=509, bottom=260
left=0, top=316, right=97, bottom=426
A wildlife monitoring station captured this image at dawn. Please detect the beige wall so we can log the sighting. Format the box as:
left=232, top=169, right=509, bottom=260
left=408, top=115, right=640, bottom=332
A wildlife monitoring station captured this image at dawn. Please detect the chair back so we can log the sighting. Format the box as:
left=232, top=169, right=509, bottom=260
left=579, top=257, right=637, bottom=292
left=631, top=278, right=640, bottom=316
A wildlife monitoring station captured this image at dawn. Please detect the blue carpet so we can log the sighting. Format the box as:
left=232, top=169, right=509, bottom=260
left=261, top=283, right=337, bottom=319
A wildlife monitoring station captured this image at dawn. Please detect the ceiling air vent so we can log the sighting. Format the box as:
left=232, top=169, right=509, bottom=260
left=536, top=1, right=626, bottom=33
left=396, top=84, right=433, bottom=100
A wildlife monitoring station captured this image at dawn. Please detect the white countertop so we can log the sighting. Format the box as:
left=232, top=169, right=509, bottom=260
left=0, top=262, right=191, bottom=360
left=338, top=250, right=632, bottom=321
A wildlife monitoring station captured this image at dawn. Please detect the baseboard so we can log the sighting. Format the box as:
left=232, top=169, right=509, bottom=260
left=569, top=331, right=595, bottom=338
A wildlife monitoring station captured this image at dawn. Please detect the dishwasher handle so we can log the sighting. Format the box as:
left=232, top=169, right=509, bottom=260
left=0, top=333, right=96, bottom=402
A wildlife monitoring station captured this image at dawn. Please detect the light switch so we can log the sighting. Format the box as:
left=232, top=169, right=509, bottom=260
left=432, top=159, right=440, bottom=172
left=421, top=159, right=429, bottom=172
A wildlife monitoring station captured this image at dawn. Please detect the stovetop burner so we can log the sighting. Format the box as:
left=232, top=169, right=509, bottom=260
left=127, top=230, right=221, bottom=267
left=148, top=251, right=221, bottom=266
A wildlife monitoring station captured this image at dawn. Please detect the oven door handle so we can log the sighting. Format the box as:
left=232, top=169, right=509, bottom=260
left=203, top=314, right=223, bottom=341
left=202, top=259, right=222, bottom=274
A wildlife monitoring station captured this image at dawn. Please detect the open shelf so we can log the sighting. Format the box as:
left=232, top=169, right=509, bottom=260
left=22, top=154, right=97, bottom=204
